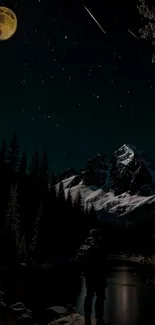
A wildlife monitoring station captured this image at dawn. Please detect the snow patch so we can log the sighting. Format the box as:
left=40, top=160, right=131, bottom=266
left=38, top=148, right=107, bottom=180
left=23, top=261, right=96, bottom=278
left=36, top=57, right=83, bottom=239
left=64, top=182, right=155, bottom=224
left=115, top=144, right=135, bottom=166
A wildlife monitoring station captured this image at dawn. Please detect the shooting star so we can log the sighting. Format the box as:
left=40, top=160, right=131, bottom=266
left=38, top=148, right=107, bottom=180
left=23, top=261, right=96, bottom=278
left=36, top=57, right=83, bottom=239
left=128, top=29, right=139, bottom=40
left=83, top=4, right=107, bottom=36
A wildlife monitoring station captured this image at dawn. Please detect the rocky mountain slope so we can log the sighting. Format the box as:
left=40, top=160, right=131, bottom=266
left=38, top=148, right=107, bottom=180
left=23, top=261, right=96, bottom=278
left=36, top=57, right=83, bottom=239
left=56, top=144, right=155, bottom=225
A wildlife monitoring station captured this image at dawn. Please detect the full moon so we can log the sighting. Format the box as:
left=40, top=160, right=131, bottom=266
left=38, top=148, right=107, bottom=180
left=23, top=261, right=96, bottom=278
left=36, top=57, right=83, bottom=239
left=0, top=7, right=17, bottom=41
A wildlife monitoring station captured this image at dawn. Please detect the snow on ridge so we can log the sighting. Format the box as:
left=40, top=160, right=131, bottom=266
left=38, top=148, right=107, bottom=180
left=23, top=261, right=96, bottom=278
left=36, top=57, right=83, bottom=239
left=114, top=144, right=155, bottom=184
left=65, top=184, right=100, bottom=201
left=103, top=192, right=155, bottom=217
left=55, top=175, right=77, bottom=191
left=114, top=144, right=135, bottom=166
left=62, top=175, right=77, bottom=189
left=63, top=180, right=155, bottom=224
left=115, top=143, right=154, bottom=168
left=85, top=188, right=105, bottom=202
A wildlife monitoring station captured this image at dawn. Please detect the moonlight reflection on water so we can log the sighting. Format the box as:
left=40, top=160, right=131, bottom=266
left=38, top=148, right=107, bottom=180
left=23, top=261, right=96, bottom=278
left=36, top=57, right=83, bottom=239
left=76, top=263, right=154, bottom=325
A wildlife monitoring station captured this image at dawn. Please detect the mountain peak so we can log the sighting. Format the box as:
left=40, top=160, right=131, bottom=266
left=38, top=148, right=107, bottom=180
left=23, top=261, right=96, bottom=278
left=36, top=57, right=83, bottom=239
left=114, top=144, right=155, bottom=171
left=57, top=144, right=155, bottom=225
left=114, top=144, right=135, bottom=166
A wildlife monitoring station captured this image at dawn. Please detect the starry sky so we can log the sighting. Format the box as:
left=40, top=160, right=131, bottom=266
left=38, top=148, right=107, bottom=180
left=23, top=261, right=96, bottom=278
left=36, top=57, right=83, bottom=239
left=0, top=0, right=155, bottom=173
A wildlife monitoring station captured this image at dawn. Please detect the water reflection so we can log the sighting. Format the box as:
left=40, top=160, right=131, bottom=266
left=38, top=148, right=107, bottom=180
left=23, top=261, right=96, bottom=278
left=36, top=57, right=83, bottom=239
left=76, top=267, right=154, bottom=325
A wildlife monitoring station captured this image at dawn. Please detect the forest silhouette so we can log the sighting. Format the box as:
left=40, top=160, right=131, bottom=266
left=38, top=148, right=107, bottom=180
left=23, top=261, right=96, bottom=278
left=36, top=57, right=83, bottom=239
left=0, top=133, right=154, bottom=267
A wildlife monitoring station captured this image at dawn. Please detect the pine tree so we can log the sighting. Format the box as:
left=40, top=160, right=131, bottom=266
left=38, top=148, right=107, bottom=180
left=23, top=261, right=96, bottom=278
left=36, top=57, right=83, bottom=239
left=11, top=184, right=21, bottom=248
left=5, top=132, right=20, bottom=173
left=72, top=191, right=84, bottom=247
left=4, top=183, right=21, bottom=261
left=89, top=203, right=97, bottom=229
left=30, top=200, right=43, bottom=260
left=50, top=172, right=57, bottom=186
left=83, top=202, right=90, bottom=236
left=57, top=180, right=65, bottom=202
left=74, top=190, right=83, bottom=213
left=18, top=232, right=28, bottom=262
left=4, top=133, right=20, bottom=205
left=65, top=189, right=73, bottom=249
left=18, top=150, right=28, bottom=234
left=40, top=148, right=48, bottom=199
left=49, top=182, right=57, bottom=204
left=19, top=150, right=27, bottom=174
left=45, top=182, right=57, bottom=251
left=34, top=149, right=39, bottom=175
left=40, top=147, right=48, bottom=171
left=0, top=140, right=6, bottom=167
left=56, top=181, right=66, bottom=250
left=28, top=149, right=41, bottom=240
left=36, top=191, right=52, bottom=260
left=60, top=180, right=65, bottom=200
left=66, top=188, right=72, bottom=211
left=29, top=155, right=35, bottom=175
left=34, top=149, right=41, bottom=200
left=0, top=140, right=7, bottom=239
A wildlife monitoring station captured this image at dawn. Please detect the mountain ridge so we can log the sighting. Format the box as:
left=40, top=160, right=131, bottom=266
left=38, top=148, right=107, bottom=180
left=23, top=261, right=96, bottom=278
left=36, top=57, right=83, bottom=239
left=56, top=144, right=155, bottom=225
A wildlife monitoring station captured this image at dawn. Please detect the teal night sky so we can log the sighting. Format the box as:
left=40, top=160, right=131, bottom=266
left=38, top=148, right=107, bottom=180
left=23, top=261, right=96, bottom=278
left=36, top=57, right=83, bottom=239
left=0, top=0, right=155, bottom=173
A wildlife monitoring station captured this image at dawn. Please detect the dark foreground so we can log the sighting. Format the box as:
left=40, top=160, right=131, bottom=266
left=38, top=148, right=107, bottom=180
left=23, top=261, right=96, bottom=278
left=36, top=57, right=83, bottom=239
left=0, top=255, right=155, bottom=324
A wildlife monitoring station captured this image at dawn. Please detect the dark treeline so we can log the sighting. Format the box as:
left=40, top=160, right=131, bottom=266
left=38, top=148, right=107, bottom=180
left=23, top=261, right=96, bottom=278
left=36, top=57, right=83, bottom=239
left=0, top=133, right=154, bottom=267
left=0, top=133, right=100, bottom=266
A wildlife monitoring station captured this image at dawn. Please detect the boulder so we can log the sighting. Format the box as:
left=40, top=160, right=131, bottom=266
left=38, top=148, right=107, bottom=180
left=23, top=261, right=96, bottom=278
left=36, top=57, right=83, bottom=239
left=45, top=305, right=76, bottom=324
left=8, top=302, right=32, bottom=325
left=9, top=302, right=27, bottom=315
left=46, top=306, right=67, bottom=323
left=48, top=314, right=96, bottom=325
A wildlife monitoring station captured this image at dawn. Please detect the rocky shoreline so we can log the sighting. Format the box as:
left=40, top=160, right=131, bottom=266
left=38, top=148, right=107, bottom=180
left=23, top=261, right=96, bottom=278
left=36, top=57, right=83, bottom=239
left=0, top=290, right=78, bottom=325
left=48, top=313, right=96, bottom=325
left=0, top=254, right=155, bottom=324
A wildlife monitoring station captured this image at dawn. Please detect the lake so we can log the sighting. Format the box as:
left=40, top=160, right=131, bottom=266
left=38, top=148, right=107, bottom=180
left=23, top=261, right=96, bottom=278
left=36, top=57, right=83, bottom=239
left=76, top=262, right=155, bottom=325
left=0, top=255, right=155, bottom=324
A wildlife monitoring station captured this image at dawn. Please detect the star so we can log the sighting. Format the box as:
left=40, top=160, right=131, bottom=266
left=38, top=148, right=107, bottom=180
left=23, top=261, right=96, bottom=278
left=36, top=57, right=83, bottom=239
left=1, top=0, right=155, bottom=176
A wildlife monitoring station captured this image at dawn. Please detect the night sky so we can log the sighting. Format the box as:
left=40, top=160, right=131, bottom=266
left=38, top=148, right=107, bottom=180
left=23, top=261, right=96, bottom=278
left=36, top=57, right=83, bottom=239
left=0, top=0, right=155, bottom=173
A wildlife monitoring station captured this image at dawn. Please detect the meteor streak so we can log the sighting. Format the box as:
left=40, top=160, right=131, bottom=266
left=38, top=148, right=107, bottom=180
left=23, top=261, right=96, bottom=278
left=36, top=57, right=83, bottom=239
left=83, top=4, right=107, bottom=36
left=128, top=29, right=139, bottom=40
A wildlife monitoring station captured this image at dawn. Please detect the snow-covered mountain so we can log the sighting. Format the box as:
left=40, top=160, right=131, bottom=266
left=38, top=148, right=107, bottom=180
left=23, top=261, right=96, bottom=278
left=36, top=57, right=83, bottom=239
left=56, top=144, right=155, bottom=225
